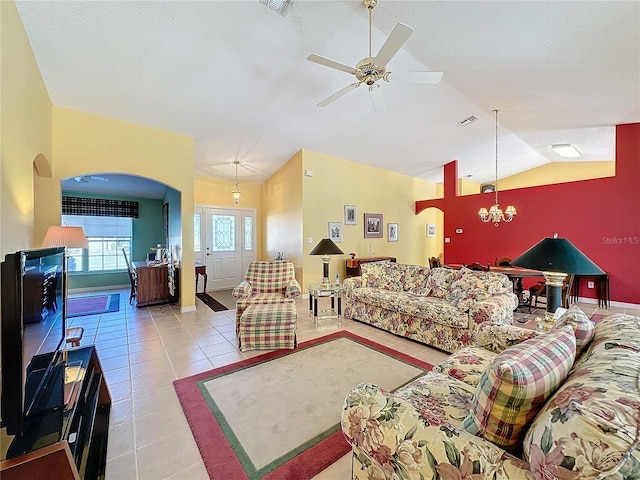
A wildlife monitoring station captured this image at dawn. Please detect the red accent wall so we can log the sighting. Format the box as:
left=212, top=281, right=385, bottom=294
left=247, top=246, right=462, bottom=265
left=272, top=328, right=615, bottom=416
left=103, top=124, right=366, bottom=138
left=416, top=123, right=640, bottom=305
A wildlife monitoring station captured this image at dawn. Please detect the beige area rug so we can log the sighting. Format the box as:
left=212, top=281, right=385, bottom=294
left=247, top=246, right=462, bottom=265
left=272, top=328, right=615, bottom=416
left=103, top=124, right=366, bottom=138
left=173, top=331, right=434, bottom=480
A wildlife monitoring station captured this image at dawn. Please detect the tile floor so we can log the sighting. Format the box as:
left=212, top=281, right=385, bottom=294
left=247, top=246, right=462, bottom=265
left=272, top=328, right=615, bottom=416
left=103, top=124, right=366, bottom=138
left=66, top=288, right=639, bottom=480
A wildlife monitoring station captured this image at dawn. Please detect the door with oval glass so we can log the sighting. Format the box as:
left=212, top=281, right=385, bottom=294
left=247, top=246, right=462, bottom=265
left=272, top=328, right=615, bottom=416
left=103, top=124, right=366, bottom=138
left=204, top=207, right=255, bottom=290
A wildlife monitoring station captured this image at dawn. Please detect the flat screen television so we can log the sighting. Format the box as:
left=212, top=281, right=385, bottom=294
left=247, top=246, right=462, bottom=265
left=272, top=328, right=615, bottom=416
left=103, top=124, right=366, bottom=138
left=1, top=247, right=67, bottom=437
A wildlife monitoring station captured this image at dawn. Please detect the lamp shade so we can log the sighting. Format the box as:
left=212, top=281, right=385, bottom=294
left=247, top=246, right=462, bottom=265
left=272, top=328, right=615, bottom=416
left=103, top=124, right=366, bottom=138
left=41, top=226, right=88, bottom=249
left=511, top=236, right=604, bottom=275
left=309, top=238, right=343, bottom=256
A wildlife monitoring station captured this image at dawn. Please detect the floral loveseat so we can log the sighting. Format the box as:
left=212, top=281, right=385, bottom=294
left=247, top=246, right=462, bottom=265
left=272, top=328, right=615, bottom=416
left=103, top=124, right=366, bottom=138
left=341, top=307, right=640, bottom=480
left=343, top=262, right=518, bottom=352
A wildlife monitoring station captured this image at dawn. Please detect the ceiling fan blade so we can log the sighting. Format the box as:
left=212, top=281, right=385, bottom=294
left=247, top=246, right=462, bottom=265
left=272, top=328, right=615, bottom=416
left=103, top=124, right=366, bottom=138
left=307, top=54, right=358, bottom=75
left=317, top=83, right=360, bottom=107
left=388, top=71, right=443, bottom=84
left=374, top=23, right=414, bottom=68
left=369, top=85, right=386, bottom=113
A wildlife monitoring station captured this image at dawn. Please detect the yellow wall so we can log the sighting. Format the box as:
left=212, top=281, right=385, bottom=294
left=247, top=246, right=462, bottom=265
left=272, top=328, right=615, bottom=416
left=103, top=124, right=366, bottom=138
left=35, top=107, right=197, bottom=311
left=194, top=174, right=264, bottom=259
left=261, top=151, right=304, bottom=280
left=499, top=161, right=615, bottom=189
left=0, top=1, right=52, bottom=255
left=301, top=149, right=439, bottom=287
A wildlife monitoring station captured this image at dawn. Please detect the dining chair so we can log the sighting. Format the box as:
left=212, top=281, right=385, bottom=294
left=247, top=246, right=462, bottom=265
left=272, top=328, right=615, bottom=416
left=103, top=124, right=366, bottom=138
left=429, top=256, right=441, bottom=268
left=494, top=257, right=512, bottom=266
left=122, top=247, right=137, bottom=304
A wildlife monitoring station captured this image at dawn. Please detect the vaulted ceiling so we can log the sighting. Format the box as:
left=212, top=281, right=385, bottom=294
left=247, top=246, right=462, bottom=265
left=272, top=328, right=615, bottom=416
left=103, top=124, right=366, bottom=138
left=16, top=1, right=640, bottom=187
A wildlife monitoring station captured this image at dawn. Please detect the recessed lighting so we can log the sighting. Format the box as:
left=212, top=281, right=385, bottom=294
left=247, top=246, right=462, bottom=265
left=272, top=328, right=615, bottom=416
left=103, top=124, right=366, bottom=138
left=551, top=144, right=581, bottom=158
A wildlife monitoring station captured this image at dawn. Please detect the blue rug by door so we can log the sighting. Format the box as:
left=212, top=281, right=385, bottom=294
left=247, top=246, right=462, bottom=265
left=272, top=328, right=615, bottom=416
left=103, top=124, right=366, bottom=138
left=67, top=293, right=120, bottom=318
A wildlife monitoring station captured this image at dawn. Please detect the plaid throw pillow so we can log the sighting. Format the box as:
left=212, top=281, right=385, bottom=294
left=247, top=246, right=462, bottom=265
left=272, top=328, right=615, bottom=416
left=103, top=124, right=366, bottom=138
left=554, top=304, right=594, bottom=356
left=461, top=324, right=576, bottom=451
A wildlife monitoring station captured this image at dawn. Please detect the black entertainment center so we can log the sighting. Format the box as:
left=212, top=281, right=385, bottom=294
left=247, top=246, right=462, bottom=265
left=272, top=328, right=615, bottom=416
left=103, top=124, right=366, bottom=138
left=0, top=248, right=111, bottom=480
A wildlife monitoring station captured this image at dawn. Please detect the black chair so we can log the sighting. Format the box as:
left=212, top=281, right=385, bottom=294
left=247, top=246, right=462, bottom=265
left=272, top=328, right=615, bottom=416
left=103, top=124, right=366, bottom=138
left=122, top=248, right=137, bottom=304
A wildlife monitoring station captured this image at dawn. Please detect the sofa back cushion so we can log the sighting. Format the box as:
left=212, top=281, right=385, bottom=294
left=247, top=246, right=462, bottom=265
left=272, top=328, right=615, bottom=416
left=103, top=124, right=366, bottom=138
left=426, top=267, right=458, bottom=299
left=553, top=304, right=595, bottom=356
left=361, top=262, right=430, bottom=294
left=461, top=324, right=577, bottom=451
left=445, top=268, right=512, bottom=312
left=523, top=314, right=640, bottom=478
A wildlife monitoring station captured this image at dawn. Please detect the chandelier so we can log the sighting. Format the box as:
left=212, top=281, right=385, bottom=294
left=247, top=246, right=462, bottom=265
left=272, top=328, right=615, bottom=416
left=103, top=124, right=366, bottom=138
left=229, top=160, right=242, bottom=204
left=478, top=109, right=516, bottom=226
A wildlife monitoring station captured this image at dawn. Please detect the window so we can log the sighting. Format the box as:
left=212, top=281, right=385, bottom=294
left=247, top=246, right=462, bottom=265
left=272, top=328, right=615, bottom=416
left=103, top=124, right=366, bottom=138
left=62, top=215, right=133, bottom=273
left=194, top=213, right=201, bottom=253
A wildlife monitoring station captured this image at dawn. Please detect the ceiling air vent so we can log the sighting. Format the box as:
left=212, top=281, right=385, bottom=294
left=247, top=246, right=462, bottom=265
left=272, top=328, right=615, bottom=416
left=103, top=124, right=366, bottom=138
left=459, top=115, right=478, bottom=126
left=260, top=0, right=291, bottom=16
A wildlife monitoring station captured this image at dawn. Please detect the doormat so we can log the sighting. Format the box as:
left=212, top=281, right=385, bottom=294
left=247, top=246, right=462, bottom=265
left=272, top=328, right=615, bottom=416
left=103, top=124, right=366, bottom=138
left=67, top=293, right=120, bottom=318
left=196, top=292, right=228, bottom=312
left=173, top=330, right=433, bottom=480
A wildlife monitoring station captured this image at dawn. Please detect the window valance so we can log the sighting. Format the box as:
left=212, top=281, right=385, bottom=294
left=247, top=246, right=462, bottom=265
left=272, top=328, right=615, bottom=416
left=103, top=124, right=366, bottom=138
left=62, top=196, right=139, bottom=218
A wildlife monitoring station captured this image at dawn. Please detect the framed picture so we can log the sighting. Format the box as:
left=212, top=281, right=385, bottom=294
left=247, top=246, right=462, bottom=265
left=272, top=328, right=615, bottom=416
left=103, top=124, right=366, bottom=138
left=344, top=205, right=357, bottom=225
left=328, top=222, right=343, bottom=243
left=388, top=223, right=398, bottom=242
left=426, top=223, right=436, bottom=238
left=364, top=213, right=383, bottom=238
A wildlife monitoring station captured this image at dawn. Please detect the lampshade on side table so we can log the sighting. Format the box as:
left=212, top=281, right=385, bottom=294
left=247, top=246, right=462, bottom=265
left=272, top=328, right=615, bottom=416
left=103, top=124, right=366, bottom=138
left=512, top=234, right=605, bottom=328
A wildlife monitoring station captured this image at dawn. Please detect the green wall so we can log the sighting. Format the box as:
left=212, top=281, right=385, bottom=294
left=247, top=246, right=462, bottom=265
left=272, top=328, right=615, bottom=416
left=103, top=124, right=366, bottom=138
left=62, top=192, right=164, bottom=289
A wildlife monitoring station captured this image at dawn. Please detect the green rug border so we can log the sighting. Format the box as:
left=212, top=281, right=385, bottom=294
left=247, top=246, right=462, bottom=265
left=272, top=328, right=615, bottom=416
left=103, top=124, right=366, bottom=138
left=196, top=334, right=429, bottom=480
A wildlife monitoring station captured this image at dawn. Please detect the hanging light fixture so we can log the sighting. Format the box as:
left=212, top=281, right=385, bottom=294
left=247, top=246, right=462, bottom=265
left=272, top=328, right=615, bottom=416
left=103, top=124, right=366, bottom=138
left=229, top=160, right=242, bottom=204
left=478, top=109, right=516, bottom=226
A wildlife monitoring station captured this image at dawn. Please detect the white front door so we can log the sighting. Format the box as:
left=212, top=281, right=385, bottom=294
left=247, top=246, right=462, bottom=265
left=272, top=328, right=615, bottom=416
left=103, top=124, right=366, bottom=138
left=203, top=208, right=256, bottom=290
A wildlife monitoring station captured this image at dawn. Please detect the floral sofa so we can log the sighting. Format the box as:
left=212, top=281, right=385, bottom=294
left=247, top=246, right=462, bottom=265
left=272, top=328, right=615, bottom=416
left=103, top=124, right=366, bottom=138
left=343, top=262, right=518, bottom=352
left=341, top=307, right=640, bottom=480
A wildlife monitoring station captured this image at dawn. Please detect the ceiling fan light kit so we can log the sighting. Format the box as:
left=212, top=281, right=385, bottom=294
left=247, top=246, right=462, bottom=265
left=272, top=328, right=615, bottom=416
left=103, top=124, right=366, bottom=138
left=307, top=0, right=443, bottom=108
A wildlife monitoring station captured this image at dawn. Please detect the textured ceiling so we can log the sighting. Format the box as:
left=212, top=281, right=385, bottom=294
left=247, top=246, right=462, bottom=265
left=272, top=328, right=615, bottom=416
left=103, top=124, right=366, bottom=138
left=16, top=0, right=640, bottom=192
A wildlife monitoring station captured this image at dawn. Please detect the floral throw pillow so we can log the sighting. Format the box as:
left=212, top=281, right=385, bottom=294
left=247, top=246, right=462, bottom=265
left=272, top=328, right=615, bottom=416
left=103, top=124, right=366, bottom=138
left=445, top=268, right=491, bottom=312
left=426, top=267, right=457, bottom=299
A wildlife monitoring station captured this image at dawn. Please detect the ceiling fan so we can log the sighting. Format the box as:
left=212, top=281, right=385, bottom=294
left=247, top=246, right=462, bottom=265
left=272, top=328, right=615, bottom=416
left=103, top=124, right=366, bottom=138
left=307, top=0, right=443, bottom=111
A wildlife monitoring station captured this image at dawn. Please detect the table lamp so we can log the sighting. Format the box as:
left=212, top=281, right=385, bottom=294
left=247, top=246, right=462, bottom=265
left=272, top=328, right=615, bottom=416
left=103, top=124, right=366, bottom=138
left=511, top=234, right=604, bottom=325
left=309, top=238, right=344, bottom=287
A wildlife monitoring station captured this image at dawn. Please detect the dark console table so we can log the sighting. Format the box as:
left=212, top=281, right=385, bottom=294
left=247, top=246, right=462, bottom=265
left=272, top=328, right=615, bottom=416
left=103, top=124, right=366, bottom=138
left=345, top=256, right=397, bottom=277
left=0, top=345, right=111, bottom=480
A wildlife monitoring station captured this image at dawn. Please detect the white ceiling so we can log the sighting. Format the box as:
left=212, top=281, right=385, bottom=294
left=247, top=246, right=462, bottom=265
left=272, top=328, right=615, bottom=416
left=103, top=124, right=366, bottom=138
left=16, top=0, right=640, bottom=192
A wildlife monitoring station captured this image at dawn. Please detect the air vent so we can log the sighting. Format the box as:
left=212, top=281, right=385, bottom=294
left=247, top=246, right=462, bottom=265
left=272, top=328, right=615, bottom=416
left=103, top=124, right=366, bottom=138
left=260, top=0, right=291, bottom=16
left=459, top=115, right=478, bottom=126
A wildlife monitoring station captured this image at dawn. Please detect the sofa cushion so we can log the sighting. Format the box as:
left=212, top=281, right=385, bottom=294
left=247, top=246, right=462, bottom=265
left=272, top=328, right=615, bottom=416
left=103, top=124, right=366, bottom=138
left=351, top=287, right=469, bottom=329
left=554, top=304, right=594, bottom=356
left=461, top=324, right=577, bottom=451
left=401, top=264, right=430, bottom=295
left=426, top=267, right=458, bottom=298
left=432, top=346, right=496, bottom=389
left=446, top=268, right=491, bottom=312
left=523, top=314, right=640, bottom=478
left=361, top=261, right=403, bottom=291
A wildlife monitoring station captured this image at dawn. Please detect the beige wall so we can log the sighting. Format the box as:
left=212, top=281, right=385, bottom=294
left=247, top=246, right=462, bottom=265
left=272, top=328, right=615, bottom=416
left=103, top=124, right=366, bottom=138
left=0, top=1, right=52, bottom=256
left=35, top=107, right=197, bottom=311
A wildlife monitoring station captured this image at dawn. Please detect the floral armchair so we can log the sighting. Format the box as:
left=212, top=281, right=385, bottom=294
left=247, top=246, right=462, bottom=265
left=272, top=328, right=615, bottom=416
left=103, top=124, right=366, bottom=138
left=232, top=261, right=301, bottom=324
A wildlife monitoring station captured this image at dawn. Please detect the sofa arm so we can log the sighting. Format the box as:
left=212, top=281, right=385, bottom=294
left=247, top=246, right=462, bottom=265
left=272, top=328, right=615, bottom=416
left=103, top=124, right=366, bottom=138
left=475, top=322, right=540, bottom=353
left=232, top=281, right=252, bottom=299
left=468, top=292, right=518, bottom=325
left=342, top=383, right=534, bottom=479
left=343, top=276, right=362, bottom=300
left=285, top=278, right=302, bottom=297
